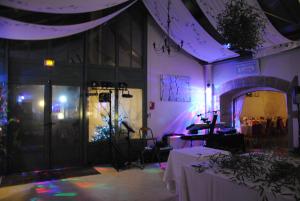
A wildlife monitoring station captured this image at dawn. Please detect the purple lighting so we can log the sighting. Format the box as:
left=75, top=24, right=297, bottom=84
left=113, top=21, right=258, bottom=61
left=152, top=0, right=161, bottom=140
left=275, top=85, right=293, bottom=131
left=17, top=95, right=25, bottom=103
left=223, top=43, right=231, bottom=49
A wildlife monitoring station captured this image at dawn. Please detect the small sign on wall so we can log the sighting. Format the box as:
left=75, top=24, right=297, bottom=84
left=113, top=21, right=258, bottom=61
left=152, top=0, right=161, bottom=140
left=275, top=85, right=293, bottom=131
left=160, top=74, right=191, bottom=102
left=236, top=60, right=260, bottom=75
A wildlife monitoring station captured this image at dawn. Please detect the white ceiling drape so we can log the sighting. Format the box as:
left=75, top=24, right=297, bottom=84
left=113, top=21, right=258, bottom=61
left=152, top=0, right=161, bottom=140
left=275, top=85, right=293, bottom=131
left=195, top=0, right=299, bottom=58
left=143, top=0, right=239, bottom=63
left=0, top=0, right=130, bottom=14
left=0, top=1, right=136, bottom=40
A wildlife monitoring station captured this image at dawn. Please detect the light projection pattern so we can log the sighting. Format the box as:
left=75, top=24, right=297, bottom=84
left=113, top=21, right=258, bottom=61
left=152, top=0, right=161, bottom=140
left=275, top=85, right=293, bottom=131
left=160, top=74, right=191, bottom=102
left=143, top=0, right=239, bottom=63
left=27, top=176, right=114, bottom=201
left=160, top=86, right=205, bottom=135
left=0, top=0, right=129, bottom=14
left=0, top=1, right=136, bottom=40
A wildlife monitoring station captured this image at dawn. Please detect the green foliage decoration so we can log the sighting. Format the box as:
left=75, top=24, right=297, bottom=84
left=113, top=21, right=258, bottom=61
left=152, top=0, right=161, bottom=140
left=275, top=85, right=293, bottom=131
left=217, top=0, right=266, bottom=52
left=194, top=153, right=300, bottom=201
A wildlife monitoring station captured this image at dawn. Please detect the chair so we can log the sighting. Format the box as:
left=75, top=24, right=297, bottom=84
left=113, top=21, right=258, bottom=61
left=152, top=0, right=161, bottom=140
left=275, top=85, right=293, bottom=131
left=276, top=117, right=285, bottom=135
left=139, top=128, right=173, bottom=168
left=251, top=123, right=264, bottom=148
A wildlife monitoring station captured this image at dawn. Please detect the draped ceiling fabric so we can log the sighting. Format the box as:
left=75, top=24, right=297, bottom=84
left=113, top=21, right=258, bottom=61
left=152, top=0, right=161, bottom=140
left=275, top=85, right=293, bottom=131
left=195, top=0, right=300, bottom=58
left=143, top=0, right=239, bottom=63
left=0, top=0, right=129, bottom=14
left=0, top=1, right=136, bottom=40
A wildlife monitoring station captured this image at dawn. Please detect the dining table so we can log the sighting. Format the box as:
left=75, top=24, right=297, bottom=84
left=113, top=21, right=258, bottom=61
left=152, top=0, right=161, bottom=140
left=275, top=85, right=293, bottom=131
left=179, top=153, right=299, bottom=201
left=163, top=146, right=229, bottom=199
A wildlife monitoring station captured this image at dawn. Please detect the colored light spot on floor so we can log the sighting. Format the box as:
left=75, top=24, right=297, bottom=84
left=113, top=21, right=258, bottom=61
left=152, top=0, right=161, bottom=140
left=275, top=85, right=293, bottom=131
left=30, top=198, right=39, bottom=201
left=54, top=192, right=77, bottom=197
left=143, top=168, right=161, bottom=174
left=60, top=178, right=80, bottom=182
left=75, top=181, right=95, bottom=188
left=93, top=167, right=115, bottom=174
left=95, top=183, right=112, bottom=190
left=49, top=184, right=57, bottom=188
left=35, top=181, right=50, bottom=185
left=36, top=188, right=51, bottom=194
left=37, top=185, right=44, bottom=188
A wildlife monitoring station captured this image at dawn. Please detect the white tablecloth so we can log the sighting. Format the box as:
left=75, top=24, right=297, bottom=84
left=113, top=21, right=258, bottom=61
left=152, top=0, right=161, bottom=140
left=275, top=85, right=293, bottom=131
left=168, top=136, right=203, bottom=149
left=163, top=146, right=228, bottom=197
left=180, top=166, right=293, bottom=201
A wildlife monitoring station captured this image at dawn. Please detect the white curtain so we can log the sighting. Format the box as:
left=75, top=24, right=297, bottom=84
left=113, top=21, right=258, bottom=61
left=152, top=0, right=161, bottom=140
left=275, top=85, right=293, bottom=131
left=0, top=1, right=136, bottom=40
left=0, top=0, right=129, bottom=14
left=143, top=0, right=238, bottom=63
left=234, top=95, right=245, bottom=131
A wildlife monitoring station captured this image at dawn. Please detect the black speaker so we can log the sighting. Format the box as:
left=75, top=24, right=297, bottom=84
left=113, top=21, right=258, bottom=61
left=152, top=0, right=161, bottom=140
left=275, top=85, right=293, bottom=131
left=293, top=86, right=300, bottom=104
left=99, top=93, right=111, bottom=102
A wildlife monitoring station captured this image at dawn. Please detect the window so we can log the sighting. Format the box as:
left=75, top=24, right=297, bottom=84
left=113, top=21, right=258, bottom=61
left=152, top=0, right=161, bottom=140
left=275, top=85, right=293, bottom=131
left=87, top=3, right=144, bottom=68
left=117, top=14, right=131, bottom=67
left=87, top=88, right=142, bottom=142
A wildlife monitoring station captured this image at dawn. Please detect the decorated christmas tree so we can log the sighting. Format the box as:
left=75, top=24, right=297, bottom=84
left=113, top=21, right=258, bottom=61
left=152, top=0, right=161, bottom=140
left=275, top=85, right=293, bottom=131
left=92, top=114, right=127, bottom=142
left=92, top=116, right=111, bottom=142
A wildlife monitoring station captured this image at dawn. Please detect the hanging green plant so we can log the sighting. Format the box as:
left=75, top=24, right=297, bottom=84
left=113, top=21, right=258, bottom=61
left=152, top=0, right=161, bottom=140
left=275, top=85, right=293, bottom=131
left=217, top=0, right=266, bottom=52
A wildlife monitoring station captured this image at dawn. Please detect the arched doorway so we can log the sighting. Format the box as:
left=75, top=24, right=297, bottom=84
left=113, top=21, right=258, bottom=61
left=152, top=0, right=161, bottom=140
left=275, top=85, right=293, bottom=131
left=214, top=76, right=298, bottom=149
left=233, top=90, right=288, bottom=151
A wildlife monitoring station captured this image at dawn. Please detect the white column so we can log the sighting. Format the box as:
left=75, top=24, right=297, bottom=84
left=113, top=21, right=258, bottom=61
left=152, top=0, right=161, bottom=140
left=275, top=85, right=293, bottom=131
left=204, top=64, right=213, bottom=115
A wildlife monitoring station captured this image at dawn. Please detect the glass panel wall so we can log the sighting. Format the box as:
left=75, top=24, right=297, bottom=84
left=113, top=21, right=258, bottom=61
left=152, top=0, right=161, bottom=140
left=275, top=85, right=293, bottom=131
left=118, top=88, right=142, bottom=138
left=8, top=85, right=45, bottom=172
left=88, top=88, right=142, bottom=141
left=88, top=89, right=115, bottom=142
left=87, top=2, right=144, bottom=68
left=51, top=86, right=81, bottom=167
left=9, top=35, right=84, bottom=64
left=117, top=14, right=131, bottom=67
left=132, top=19, right=143, bottom=68
left=102, top=26, right=116, bottom=66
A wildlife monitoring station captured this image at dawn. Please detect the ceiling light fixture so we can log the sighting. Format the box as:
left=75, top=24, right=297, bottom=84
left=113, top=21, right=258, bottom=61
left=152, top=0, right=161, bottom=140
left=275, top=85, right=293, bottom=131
left=153, top=0, right=183, bottom=55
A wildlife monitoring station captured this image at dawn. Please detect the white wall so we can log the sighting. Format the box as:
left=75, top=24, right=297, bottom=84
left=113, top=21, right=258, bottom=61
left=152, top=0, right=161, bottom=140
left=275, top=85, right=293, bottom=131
left=147, top=17, right=205, bottom=138
left=213, top=48, right=300, bottom=148
left=213, top=48, right=300, bottom=87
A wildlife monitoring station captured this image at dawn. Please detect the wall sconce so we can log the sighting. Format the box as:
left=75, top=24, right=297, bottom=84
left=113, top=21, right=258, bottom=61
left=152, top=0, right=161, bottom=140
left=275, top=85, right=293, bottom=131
left=44, top=58, right=55, bottom=68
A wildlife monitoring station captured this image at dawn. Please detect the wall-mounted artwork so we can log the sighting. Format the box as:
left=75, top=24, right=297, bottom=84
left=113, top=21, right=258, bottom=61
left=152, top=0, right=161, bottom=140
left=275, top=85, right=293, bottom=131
left=160, top=74, right=191, bottom=102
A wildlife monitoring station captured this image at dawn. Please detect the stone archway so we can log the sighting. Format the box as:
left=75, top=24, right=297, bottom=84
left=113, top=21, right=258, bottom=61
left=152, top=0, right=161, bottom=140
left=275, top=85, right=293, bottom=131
left=214, top=76, right=297, bottom=149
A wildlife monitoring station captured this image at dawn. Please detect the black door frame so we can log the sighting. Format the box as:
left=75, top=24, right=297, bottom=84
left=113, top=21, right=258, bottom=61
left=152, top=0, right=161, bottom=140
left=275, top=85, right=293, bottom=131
left=7, top=81, right=83, bottom=173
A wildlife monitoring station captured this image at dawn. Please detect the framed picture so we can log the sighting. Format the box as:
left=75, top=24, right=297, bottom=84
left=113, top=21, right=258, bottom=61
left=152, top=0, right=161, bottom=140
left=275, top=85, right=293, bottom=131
left=160, top=74, right=191, bottom=102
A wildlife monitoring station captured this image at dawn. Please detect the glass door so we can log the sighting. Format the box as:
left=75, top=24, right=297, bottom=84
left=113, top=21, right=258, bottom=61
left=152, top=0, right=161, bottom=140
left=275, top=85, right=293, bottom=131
left=51, top=86, right=81, bottom=168
left=8, top=85, right=46, bottom=172
left=8, top=84, right=81, bottom=172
